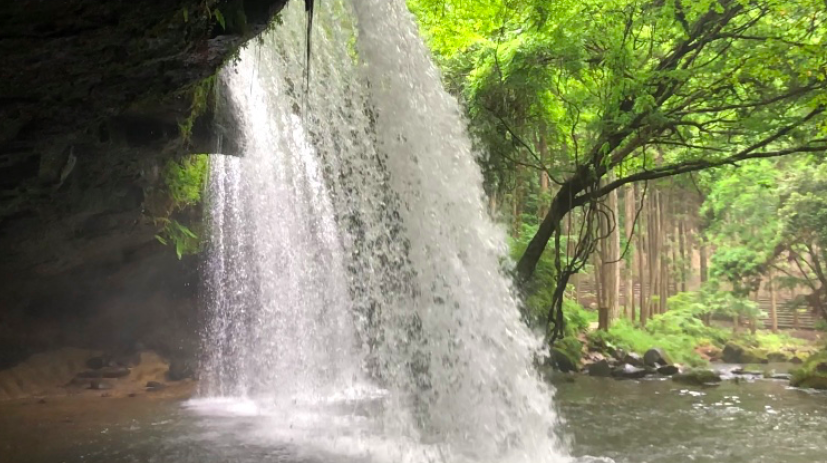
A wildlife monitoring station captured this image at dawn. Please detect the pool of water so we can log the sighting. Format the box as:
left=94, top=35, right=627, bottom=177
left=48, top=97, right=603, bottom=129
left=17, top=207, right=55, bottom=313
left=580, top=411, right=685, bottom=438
left=555, top=376, right=827, bottom=463
left=1, top=377, right=825, bottom=463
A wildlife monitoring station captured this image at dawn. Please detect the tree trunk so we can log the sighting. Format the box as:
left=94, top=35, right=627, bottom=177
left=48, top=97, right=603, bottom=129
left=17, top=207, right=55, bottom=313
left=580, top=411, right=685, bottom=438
left=678, top=219, right=687, bottom=292
left=624, top=183, right=636, bottom=321
left=699, top=238, right=710, bottom=326
left=769, top=269, right=778, bottom=333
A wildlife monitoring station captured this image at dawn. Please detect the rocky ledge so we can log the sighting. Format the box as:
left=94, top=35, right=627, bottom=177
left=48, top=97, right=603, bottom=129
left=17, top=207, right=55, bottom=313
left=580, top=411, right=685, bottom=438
left=0, top=0, right=289, bottom=369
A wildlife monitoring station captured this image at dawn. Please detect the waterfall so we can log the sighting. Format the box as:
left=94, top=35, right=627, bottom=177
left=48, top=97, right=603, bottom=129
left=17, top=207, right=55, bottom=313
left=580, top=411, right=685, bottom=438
left=198, top=1, right=571, bottom=462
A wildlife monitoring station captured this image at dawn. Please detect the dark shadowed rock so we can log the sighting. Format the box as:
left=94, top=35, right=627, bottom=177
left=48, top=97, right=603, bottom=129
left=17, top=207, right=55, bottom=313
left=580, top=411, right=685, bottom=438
left=722, top=343, right=745, bottom=363
left=657, top=365, right=679, bottom=376
left=100, top=367, right=130, bottom=379
left=89, top=379, right=113, bottom=390
left=550, top=348, right=579, bottom=373
left=587, top=360, right=613, bottom=377
left=623, top=352, right=644, bottom=367
left=77, top=370, right=104, bottom=379
left=643, top=348, right=670, bottom=368
left=672, top=369, right=722, bottom=386
left=167, top=358, right=195, bottom=381
left=146, top=381, right=166, bottom=391
left=85, top=356, right=106, bottom=370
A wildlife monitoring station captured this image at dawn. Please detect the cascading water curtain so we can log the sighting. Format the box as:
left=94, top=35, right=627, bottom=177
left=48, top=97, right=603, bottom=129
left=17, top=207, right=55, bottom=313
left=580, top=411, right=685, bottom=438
left=200, top=1, right=572, bottom=462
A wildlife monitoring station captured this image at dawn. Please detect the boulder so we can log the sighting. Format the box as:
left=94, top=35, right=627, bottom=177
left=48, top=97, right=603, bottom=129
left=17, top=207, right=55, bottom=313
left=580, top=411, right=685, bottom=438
left=549, top=348, right=580, bottom=373
left=167, top=358, right=196, bottom=381
left=85, top=356, right=107, bottom=370
left=767, top=352, right=791, bottom=363
left=697, top=345, right=723, bottom=362
left=643, top=348, right=670, bottom=368
left=672, top=369, right=722, bottom=386
left=657, top=365, right=679, bottom=376
left=722, top=343, right=745, bottom=363
left=770, top=373, right=792, bottom=381
left=612, top=363, right=648, bottom=379
left=623, top=352, right=645, bottom=367
left=790, top=356, right=804, bottom=365
left=146, top=381, right=166, bottom=391
left=76, top=370, right=104, bottom=379
left=587, top=359, right=613, bottom=377
left=791, top=352, right=827, bottom=390
left=731, top=367, right=763, bottom=376
left=101, top=367, right=131, bottom=378
left=89, top=379, right=113, bottom=390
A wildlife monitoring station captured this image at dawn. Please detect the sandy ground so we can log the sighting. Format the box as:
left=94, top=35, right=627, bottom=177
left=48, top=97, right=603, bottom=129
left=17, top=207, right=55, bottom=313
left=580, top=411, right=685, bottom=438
left=0, top=348, right=195, bottom=401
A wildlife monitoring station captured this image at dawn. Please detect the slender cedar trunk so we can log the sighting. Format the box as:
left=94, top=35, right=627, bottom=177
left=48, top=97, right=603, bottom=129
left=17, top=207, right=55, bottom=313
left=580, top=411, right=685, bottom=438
left=624, top=183, right=636, bottom=320
left=611, top=185, right=621, bottom=322
left=636, top=183, right=647, bottom=326
left=488, top=193, right=498, bottom=217
left=595, top=175, right=620, bottom=329
left=647, top=190, right=661, bottom=317
left=659, top=191, right=669, bottom=314
left=699, top=237, right=710, bottom=326
left=536, top=132, right=551, bottom=219
left=769, top=268, right=778, bottom=333
left=566, top=212, right=579, bottom=305
left=678, top=219, right=687, bottom=292
left=513, top=167, right=523, bottom=238
left=749, top=290, right=758, bottom=335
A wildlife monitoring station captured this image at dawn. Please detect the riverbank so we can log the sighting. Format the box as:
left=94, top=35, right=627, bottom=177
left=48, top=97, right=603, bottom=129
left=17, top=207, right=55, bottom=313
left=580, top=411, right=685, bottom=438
left=0, top=348, right=195, bottom=401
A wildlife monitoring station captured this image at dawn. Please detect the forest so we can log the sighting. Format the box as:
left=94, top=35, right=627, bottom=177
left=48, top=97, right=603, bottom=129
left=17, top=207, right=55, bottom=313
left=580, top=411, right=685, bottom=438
left=1, top=1, right=826, bottom=462
left=409, top=0, right=827, bottom=382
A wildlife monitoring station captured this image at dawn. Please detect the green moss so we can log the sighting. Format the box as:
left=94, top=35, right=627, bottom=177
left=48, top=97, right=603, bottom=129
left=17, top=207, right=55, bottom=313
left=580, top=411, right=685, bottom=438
left=164, top=155, right=209, bottom=208
left=179, top=75, right=217, bottom=142
left=791, top=351, right=827, bottom=390
left=672, top=369, right=722, bottom=386
left=555, top=337, right=583, bottom=363
left=154, top=154, right=209, bottom=259
left=587, top=319, right=707, bottom=367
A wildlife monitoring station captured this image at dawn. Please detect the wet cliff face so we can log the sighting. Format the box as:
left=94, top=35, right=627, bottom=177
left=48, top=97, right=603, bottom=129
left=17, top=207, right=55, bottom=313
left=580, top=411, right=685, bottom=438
left=0, top=0, right=289, bottom=367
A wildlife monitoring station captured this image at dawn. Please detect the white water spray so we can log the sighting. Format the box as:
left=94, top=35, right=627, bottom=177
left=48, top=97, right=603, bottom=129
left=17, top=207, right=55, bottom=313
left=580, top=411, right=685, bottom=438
left=198, top=1, right=571, bottom=462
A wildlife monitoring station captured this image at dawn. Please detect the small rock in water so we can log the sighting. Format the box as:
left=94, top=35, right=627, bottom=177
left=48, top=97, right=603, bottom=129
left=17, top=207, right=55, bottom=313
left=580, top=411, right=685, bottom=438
left=672, top=369, right=722, bottom=386
left=167, top=358, right=195, bottom=381
left=770, top=373, right=792, bottom=381
left=146, top=381, right=166, bottom=391
left=85, top=356, right=106, bottom=370
left=612, top=363, right=648, bottom=379
left=37, top=398, right=47, bottom=404
left=643, top=348, right=670, bottom=368
left=587, top=359, right=613, bottom=377
left=128, top=393, right=138, bottom=398
left=657, top=365, right=679, bottom=376
left=623, top=352, right=644, bottom=367
left=101, top=367, right=130, bottom=378
left=89, top=379, right=113, bottom=390
left=731, top=367, right=763, bottom=376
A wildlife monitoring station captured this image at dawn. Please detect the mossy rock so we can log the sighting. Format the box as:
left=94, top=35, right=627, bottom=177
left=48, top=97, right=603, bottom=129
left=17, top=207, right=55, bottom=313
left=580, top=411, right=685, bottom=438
left=723, top=342, right=769, bottom=364
left=672, top=369, right=722, bottom=386
left=790, top=351, right=827, bottom=390
left=549, top=337, right=583, bottom=373
left=742, top=348, right=770, bottom=364
left=549, top=348, right=580, bottom=373
left=767, top=351, right=791, bottom=363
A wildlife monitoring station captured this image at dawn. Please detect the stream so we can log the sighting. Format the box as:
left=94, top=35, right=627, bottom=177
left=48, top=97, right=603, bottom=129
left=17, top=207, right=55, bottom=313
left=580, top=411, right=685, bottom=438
left=2, top=377, right=825, bottom=463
